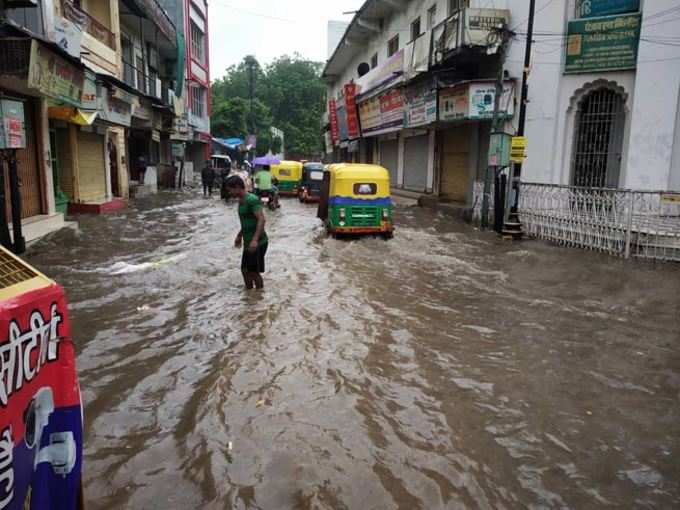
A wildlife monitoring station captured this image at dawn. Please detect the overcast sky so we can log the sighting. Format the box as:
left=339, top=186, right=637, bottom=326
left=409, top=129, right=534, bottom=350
left=208, top=0, right=364, bottom=79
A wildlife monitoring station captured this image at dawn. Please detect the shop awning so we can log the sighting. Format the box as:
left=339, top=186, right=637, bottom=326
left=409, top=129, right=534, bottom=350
left=48, top=106, right=98, bottom=126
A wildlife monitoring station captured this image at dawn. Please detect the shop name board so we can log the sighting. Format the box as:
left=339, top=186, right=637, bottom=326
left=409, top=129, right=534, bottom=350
left=0, top=100, right=26, bottom=150
left=336, top=104, right=349, bottom=141
left=404, top=82, right=437, bottom=128
left=358, top=88, right=404, bottom=136
left=565, top=13, right=641, bottom=74
left=577, top=0, right=640, bottom=18
left=27, top=40, right=84, bottom=107
left=439, top=81, right=515, bottom=122
left=344, top=83, right=360, bottom=139
left=464, top=9, right=511, bottom=47
left=355, top=49, right=405, bottom=96
left=328, top=100, right=339, bottom=145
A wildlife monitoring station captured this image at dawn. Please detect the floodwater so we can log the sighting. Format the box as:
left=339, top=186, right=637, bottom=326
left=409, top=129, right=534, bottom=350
left=26, top=191, right=680, bottom=509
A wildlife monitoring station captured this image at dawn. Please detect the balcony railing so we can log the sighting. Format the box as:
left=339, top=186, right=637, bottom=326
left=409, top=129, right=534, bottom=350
left=62, top=0, right=116, bottom=50
left=122, top=59, right=167, bottom=102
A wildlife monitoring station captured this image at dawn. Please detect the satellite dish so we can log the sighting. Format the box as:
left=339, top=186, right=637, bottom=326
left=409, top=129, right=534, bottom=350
left=357, top=62, right=370, bottom=77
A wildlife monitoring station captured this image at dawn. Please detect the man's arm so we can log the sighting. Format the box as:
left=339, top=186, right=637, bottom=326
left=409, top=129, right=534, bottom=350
left=235, top=229, right=243, bottom=247
left=249, top=209, right=266, bottom=251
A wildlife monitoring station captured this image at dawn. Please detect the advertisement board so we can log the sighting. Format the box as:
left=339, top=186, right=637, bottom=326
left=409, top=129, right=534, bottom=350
left=328, top=100, right=339, bottom=145
left=344, top=84, right=360, bottom=139
left=404, top=81, right=437, bottom=128
left=0, top=281, right=83, bottom=510
left=565, top=13, right=641, bottom=73
left=0, top=100, right=26, bottom=150
left=576, top=0, right=640, bottom=18
left=439, top=81, right=515, bottom=122
left=358, top=88, right=405, bottom=136
left=27, top=41, right=84, bottom=108
left=52, top=17, right=82, bottom=60
left=336, top=104, right=349, bottom=141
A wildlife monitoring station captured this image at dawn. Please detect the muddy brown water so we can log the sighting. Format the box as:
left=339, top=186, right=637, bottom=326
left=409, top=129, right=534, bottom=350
left=26, top=191, right=680, bottom=509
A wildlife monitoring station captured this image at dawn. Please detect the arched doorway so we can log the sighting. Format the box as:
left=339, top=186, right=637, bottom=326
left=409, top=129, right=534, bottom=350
left=571, top=87, right=626, bottom=188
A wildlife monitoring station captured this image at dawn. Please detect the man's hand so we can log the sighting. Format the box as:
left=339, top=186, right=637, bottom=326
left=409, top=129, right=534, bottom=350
left=235, top=235, right=242, bottom=248
left=248, top=240, right=258, bottom=253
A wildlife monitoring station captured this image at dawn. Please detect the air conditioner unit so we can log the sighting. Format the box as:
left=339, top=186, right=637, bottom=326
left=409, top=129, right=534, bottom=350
left=4, top=0, right=38, bottom=7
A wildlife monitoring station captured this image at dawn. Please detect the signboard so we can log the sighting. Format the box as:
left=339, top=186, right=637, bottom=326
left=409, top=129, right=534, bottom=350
left=324, top=131, right=333, bottom=154
left=0, top=100, right=26, bottom=150
left=488, top=132, right=512, bottom=167
left=81, top=72, right=98, bottom=111
left=358, top=88, right=405, bottom=137
left=404, top=81, right=437, bottom=128
left=510, top=136, right=528, bottom=163
left=355, top=49, right=405, bottom=96
left=132, top=98, right=152, bottom=121
left=336, top=104, right=349, bottom=141
left=328, top=100, right=339, bottom=145
left=344, top=83, right=360, bottom=139
left=27, top=41, right=84, bottom=108
left=0, top=281, right=83, bottom=510
left=52, top=16, right=82, bottom=59
left=439, top=81, right=515, bottom=122
left=172, top=142, right=185, bottom=158
left=661, top=193, right=680, bottom=204
left=565, top=13, right=641, bottom=74
left=465, top=9, right=511, bottom=46
left=577, top=0, right=640, bottom=18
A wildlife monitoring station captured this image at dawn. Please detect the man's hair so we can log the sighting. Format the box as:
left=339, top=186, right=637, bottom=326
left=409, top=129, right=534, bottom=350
left=224, top=175, right=245, bottom=189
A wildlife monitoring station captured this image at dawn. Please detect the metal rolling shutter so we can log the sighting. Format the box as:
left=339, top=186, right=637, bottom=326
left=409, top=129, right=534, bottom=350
left=403, top=134, right=429, bottom=191
left=77, top=131, right=107, bottom=203
left=380, top=139, right=398, bottom=186
left=440, top=126, right=471, bottom=203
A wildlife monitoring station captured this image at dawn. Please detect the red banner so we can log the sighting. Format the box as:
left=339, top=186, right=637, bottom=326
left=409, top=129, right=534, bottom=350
left=328, top=99, right=339, bottom=145
left=344, top=83, right=360, bottom=139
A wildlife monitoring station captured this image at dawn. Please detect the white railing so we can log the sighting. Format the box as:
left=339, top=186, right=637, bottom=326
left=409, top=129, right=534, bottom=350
left=519, top=183, right=680, bottom=262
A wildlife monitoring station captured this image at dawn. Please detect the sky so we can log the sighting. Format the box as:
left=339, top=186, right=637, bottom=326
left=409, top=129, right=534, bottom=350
left=208, top=0, right=365, bottom=80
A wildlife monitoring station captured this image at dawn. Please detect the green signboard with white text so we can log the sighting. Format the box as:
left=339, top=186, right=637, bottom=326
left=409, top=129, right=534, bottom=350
left=565, top=13, right=641, bottom=74
left=577, top=0, right=640, bottom=18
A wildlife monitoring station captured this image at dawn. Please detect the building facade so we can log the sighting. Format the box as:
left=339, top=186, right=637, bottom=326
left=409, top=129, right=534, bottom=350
left=323, top=0, right=680, bottom=211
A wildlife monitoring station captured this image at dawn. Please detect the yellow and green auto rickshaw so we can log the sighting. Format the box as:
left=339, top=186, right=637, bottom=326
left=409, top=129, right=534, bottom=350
left=317, top=163, right=394, bottom=238
left=271, top=160, right=303, bottom=196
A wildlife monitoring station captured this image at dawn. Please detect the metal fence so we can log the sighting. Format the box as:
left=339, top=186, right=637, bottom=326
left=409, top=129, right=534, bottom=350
left=519, top=183, right=680, bottom=262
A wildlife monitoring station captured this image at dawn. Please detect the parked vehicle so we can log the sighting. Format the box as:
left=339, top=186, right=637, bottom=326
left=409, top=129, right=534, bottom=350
left=317, top=163, right=394, bottom=238
left=255, top=189, right=278, bottom=210
left=211, top=154, right=232, bottom=191
left=298, top=163, right=325, bottom=203
left=271, top=160, right=303, bottom=196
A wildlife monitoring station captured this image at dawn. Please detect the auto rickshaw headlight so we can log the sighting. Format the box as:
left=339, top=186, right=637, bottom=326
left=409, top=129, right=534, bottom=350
left=382, top=209, right=389, bottom=220
left=339, top=208, right=346, bottom=219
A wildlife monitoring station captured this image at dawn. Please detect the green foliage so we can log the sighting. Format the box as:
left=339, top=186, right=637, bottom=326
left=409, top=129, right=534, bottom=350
left=211, top=54, right=325, bottom=159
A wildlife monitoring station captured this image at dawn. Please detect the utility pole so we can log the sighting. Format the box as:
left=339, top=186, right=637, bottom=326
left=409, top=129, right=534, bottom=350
left=481, top=25, right=512, bottom=230
left=506, top=0, right=537, bottom=227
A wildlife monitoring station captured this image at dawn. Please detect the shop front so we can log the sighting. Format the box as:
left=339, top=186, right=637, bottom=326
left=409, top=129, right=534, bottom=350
left=402, top=79, right=437, bottom=193
left=358, top=87, right=405, bottom=187
left=436, top=80, right=515, bottom=203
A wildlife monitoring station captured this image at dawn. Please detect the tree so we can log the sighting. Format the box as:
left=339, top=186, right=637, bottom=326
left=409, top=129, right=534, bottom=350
left=211, top=54, right=326, bottom=159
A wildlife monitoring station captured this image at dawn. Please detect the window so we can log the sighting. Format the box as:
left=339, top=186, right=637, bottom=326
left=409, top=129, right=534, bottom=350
left=191, top=86, right=206, bottom=117
left=190, top=21, right=205, bottom=64
left=448, top=0, right=468, bottom=15
left=136, top=56, right=146, bottom=94
left=354, top=183, right=377, bottom=195
left=571, top=88, right=626, bottom=188
left=121, top=33, right=135, bottom=87
left=371, top=53, right=378, bottom=69
left=427, top=5, right=437, bottom=30
left=410, top=17, right=421, bottom=41
left=387, top=35, right=399, bottom=57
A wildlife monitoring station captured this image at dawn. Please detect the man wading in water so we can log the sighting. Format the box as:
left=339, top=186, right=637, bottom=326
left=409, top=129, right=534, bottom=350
left=224, top=175, right=268, bottom=289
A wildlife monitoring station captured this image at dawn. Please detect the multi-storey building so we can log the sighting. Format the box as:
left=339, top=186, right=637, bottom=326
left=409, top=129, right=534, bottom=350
left=323, top=0, right=680, bottom=212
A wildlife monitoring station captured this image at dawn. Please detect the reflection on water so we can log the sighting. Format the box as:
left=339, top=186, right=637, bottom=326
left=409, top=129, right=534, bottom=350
left=27, top=191, right=680, bottom=509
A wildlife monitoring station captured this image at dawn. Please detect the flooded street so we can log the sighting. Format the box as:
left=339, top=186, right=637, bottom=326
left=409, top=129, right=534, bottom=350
left=26, top=191, right=680, bottom=509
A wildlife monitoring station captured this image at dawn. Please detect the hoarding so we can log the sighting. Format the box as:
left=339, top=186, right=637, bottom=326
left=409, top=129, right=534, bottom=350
left=0, top=100, right=26, bottom=150
left=52, top=16, right=82, bottom=59
left=565, top=13, right=641, bottom=74
left=439, top=81, right=515, bottom=122
left=358, top=88, right=405, bottom=137
left=27, top=41, right=84, bottom=107
left=576, top=0, right=640, bottom=18
left=328, top=100, right=339, bottom=145
left=344, top=83, right=360, bottom=139
left=404, top=81, right=437, bottom=128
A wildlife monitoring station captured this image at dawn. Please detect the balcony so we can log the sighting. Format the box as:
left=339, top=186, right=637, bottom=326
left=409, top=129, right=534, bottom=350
left=431, top=8, right=510, bottom=66
left=62, top=0, right=116, bottom=49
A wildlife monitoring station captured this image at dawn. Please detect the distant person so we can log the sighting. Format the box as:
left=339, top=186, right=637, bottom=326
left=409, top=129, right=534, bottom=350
left=254, top=165, right=279, bottom=208
left=201, top=160, right=215, bottom=197
left=224, top=175, right=268, bottom=290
